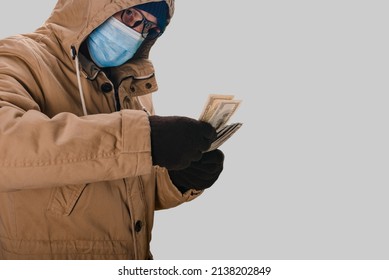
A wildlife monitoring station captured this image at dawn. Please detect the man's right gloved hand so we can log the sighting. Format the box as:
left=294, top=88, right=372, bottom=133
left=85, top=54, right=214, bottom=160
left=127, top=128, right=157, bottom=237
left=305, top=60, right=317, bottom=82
left=149, top=115, right=217, bottom=170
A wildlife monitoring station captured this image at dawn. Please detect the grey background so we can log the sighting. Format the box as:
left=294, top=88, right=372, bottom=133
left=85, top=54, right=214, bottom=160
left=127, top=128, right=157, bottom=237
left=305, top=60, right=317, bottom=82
left=1, top=0, right=388, bottom=259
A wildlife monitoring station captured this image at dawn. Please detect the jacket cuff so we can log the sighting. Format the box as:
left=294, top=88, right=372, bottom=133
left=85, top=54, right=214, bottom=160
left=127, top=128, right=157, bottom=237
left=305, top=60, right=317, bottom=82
left=121, top=109, right=153, bottom=176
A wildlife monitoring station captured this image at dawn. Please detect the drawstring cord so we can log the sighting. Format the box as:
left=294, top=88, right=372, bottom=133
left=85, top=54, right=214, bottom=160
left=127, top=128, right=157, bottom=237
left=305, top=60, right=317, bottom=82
left=136, top=96, right=151, bottom=116
left=71, top=46, right=88, bottom=116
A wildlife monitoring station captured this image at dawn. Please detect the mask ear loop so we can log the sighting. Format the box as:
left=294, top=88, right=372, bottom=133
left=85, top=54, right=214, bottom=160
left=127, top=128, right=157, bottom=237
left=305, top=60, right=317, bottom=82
left=71, top=46, right=88, bottom=116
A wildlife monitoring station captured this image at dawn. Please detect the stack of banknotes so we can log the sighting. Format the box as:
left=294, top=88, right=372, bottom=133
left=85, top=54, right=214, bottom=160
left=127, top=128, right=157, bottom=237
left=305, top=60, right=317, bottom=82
left=199, top=94, right=243, bottom=151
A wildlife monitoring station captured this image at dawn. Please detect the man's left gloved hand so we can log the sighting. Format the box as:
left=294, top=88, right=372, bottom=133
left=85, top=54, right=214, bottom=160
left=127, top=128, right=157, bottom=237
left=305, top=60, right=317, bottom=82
left=168, top=149, right=224, bottom=193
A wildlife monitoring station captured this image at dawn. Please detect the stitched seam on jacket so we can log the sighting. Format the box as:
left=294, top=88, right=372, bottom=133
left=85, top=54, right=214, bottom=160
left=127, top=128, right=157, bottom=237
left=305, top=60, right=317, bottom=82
left=0, top=237, right=133, bottom=256
left=0, top=151, right=149, bottom=168
left=0, top=152, right=117, bottom=167
left=0, top=236, right=131, bottom=242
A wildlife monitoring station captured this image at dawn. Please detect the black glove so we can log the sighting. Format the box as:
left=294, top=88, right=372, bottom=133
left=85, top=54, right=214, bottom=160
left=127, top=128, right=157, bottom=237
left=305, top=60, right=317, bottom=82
left=168, top=149, right=224, bottom=193
left=149, top=115, right=217, bottom=170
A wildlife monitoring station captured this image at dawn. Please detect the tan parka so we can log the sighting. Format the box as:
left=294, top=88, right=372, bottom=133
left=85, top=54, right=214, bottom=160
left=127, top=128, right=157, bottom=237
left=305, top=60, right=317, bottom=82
left=0, top=0, right=201, bottom=260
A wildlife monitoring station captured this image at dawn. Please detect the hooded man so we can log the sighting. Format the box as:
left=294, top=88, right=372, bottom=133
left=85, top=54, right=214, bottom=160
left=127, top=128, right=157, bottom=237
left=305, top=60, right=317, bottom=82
left=0, top=0, right=224, bottom=260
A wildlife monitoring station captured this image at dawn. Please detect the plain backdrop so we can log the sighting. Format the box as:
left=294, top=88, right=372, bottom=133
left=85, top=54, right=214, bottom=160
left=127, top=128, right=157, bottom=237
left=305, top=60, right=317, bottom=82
left=1, top=0, right=389, bottom=259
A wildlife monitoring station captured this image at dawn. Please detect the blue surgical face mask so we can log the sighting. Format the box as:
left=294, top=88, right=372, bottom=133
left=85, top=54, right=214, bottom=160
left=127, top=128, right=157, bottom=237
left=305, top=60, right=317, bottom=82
left=87, top=17, right=144, bottom=68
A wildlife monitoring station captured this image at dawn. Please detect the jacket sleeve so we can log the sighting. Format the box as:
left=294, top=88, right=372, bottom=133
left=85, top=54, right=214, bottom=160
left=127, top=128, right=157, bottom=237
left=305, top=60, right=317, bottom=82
left=0, top=73, right=153, bottom=192
left=154, top=166, right=203, bottom=210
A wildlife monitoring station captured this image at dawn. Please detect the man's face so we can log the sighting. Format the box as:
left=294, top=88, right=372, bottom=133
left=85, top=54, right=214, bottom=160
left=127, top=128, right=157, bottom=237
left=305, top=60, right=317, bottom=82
left=84, top=6, right=162, bottom=68
left=112, top=8, right=158, bottom=36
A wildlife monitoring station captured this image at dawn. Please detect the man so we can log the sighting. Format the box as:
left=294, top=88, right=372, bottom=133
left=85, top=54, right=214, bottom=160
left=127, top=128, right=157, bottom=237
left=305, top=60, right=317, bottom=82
left=0, top=0, right=224, bottom=259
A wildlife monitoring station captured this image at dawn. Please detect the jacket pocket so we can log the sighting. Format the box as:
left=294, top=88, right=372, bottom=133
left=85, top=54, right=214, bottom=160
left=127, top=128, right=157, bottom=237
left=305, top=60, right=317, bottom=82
left=47, top=184, right=87, bottom=216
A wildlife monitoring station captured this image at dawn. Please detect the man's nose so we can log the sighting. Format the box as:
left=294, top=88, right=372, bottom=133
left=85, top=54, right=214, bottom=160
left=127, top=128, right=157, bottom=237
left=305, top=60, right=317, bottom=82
left=131, top=24, right=143, bottom=34
left=128, top=17, right=144, bottom=33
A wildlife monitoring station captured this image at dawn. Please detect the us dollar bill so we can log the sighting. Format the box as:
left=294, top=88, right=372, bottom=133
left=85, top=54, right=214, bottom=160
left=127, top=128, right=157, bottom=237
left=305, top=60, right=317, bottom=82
left=199, top=94, right=235, bottom=122
left=207, top=100, right=241, bottom=131
left=199, top=94, right=243, bottom=151
left=208, top=122, right=243, bottom=151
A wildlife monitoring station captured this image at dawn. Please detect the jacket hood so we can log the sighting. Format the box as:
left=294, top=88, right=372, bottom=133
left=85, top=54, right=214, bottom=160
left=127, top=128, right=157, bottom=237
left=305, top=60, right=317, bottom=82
left=44, top=0, right=174, bottom=59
